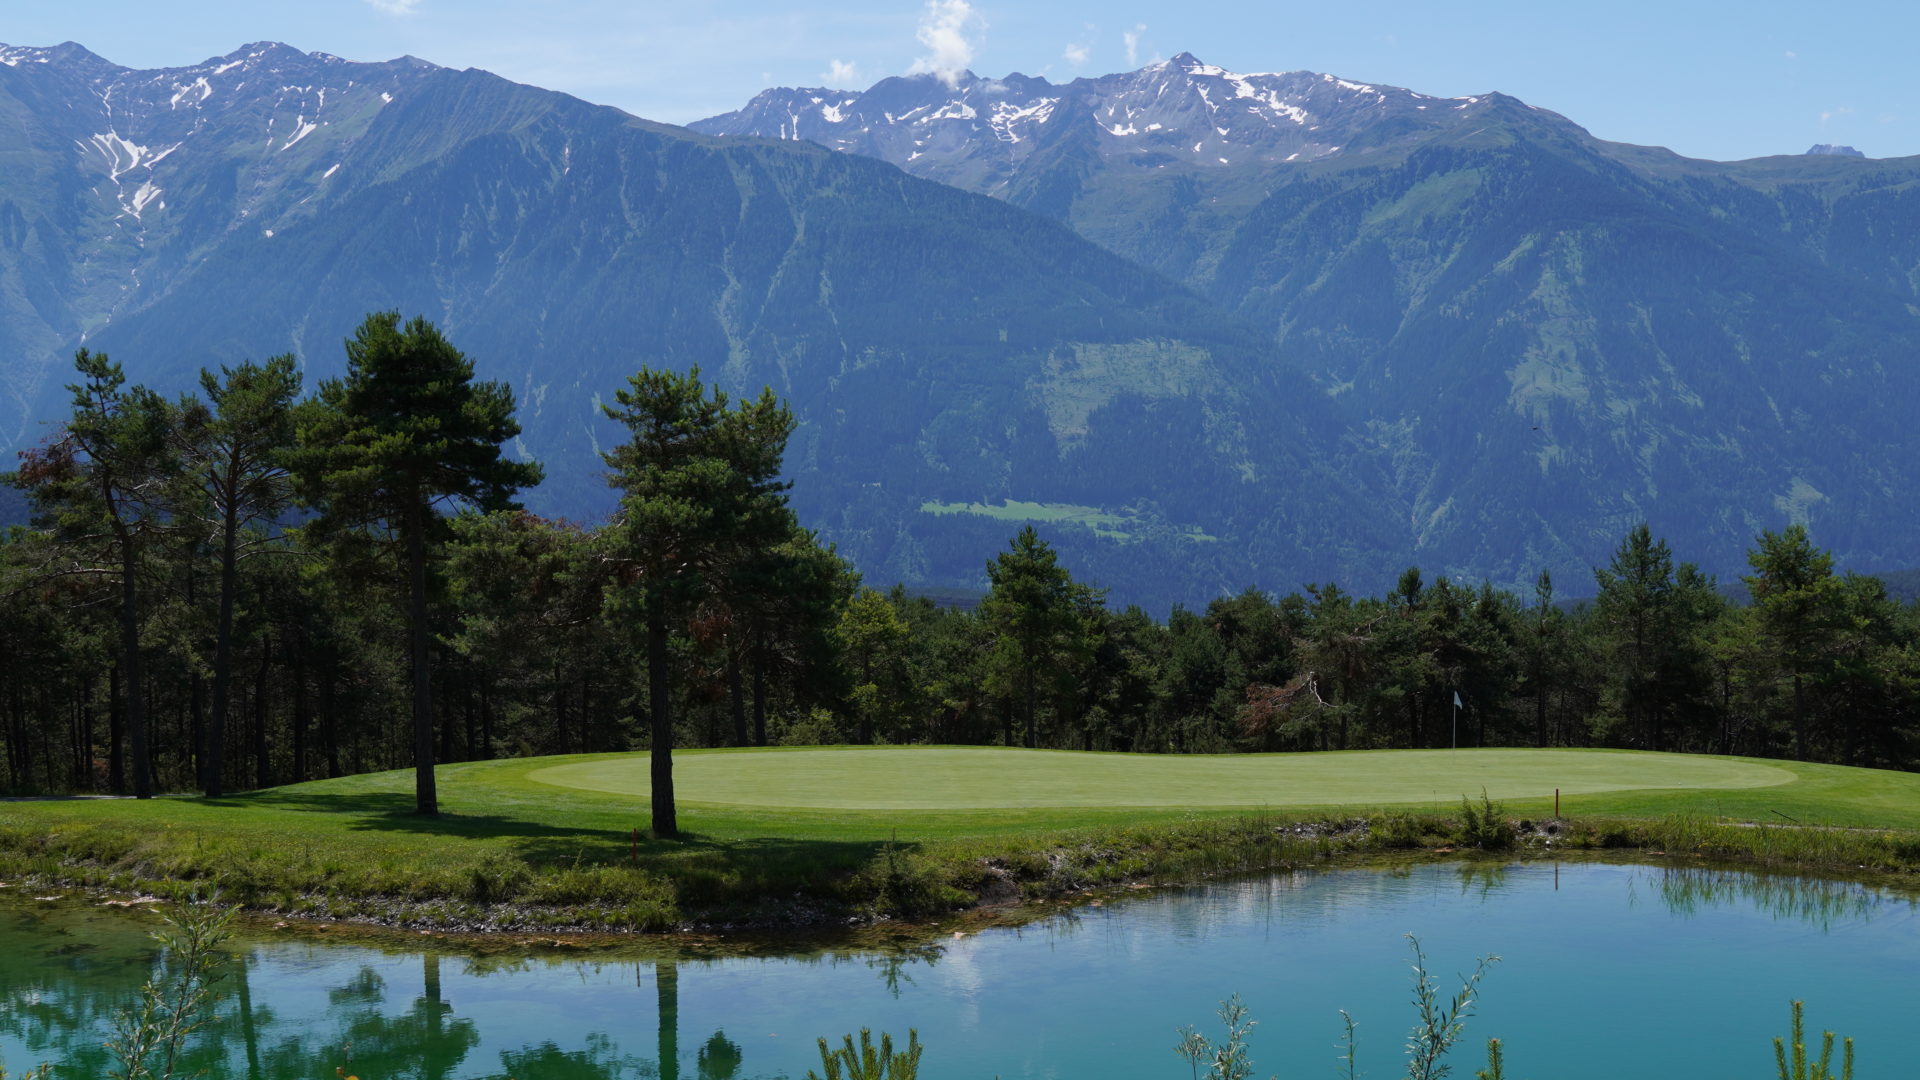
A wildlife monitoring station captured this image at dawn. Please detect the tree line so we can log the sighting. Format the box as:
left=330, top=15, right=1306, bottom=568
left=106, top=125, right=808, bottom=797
left=6, top=313, right=1920, bottom=829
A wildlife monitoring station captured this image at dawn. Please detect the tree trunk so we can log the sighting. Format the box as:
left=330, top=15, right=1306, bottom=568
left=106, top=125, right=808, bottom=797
left=728, top=650, right=748, bottom=747
left=322, top=666, right=341, bottom=779
left=119, top=535, right=152, bottom=799
left=580, top=674, right=593, bottom=755
left=1792, top=673, right=1807, bottom=761
left=463, top=682, right=477, bottom=761
left=67, top=692, right=84, bottom=791
left=553, top=659, right=568, bottom=754
left=293, top=652, right=309, bottom=783
left=253, top=641, right=271, bottom=790
left=206, top=501, right=241, bottom=797
left=751, top=641, right=768, bottom=747
left=79, top=677, right=96, bottom=792
left=188, top=673, right=204, bottom=791
left=108, top=664, right=125, bottom=795
left=1023, top=669, right=1037, bottom=749
left=1535, top=680, right=1548, bottom=748
left=4, top=681, right=24, bottom=790
left=648, top=605, right=677, bottom=838
left=406, top=497, right=438, bottom=815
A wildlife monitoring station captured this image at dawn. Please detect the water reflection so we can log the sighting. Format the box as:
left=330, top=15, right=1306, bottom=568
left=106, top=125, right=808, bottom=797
left=1452, top=861, right=1512, bottom=899
left=862, top=945, right=943, bottom=999
left=1646, top=865, right=1905, bottom=929
left=696, top=1029, right=743, bottom=1080
left=3, top=863, right=1918, bottom=1080
left=0, top=909, right=722, bottom=1080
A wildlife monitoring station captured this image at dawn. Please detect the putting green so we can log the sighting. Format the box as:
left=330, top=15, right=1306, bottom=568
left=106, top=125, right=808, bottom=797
left=526, top=747, right=1796, bottom=811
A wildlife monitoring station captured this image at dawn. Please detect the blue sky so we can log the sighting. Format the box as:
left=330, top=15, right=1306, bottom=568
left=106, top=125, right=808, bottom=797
left=9, top=0, right=1915, bottom=161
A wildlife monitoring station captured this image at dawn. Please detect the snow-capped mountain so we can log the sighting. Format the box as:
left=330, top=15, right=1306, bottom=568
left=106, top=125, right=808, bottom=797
left=701, top=53, right=1920, bottom=589
left=693, top=52, right=1518, bottom=195
left=0, top=41, right=437, bottom=437
left=1, top=40, right=434, bottom=237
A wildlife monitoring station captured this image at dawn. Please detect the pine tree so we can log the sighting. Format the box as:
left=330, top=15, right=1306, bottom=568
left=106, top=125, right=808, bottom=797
left=15, top=352, right=177, bottom=797
left=1744, top=525, right=1846, bottom=760
left=292, top=313, right=540, bottom=815
left=601, top=367, right=794, bottom=837
left=981, top=527, right=1099, bottom=750
left=175, top=356, right=301, bottom=797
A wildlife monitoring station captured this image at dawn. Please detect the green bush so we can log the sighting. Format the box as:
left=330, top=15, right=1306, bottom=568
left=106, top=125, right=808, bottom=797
left=1455, top=791, right=1513, bottom=851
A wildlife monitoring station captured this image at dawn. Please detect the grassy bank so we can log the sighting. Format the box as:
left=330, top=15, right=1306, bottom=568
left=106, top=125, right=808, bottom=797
left=2, top=747, right=1918, bottom=933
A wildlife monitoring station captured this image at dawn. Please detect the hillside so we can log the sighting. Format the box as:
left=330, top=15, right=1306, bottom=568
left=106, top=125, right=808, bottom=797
left=0, top=42, right=1392, bottom=609
left=698, top=55, right=1920, bottom=586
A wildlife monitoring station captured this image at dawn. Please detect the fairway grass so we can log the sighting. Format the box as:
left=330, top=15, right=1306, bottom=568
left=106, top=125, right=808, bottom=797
left=528, top=747, right=1796, bottom=810
left=4, top=747, right=1920, bottom=933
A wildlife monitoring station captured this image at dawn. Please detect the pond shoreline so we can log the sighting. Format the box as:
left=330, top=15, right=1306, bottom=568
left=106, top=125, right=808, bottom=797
left=6, top=808, right=1920, bottom=951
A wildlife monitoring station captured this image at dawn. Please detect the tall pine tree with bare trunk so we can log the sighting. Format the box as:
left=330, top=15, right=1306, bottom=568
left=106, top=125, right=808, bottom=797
left=602, top=368, right=793, bottom=838
left=15, top=351, right=175, bottom=797
left=176, top=356, right=301, bottom=797
left=293, top=313, right=540, bottom=815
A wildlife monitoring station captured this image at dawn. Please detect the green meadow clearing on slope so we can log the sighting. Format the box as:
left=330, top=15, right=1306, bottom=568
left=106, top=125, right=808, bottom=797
left=915, top=499, right=1220, bottom=542
left=918, top=498, right=1137, bottom=539
left=4, top=747, right=1920, bottom=931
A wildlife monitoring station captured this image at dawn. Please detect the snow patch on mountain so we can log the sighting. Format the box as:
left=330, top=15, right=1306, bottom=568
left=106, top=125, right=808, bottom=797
left=988, top=98, right=1055, bottom=143
left=127, top=181, right=162, bottom=217
left=84, top=131, right=178, bottom=179
left=169, top=77, right=213, bottom=108
left=281, top=117, right=319, bottom=151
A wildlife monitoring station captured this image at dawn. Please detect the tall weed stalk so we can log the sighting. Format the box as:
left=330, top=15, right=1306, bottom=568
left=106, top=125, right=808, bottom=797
left=806, top=1028, right=923, bottom=1080
left=106, top=898, right=237, bottom=1080
left=1404, top=934, right=1498, bottom=1080
left=1773, top=1000, right=1854, bottom=1080
left=1173, top=994, right=1266, bottom=1080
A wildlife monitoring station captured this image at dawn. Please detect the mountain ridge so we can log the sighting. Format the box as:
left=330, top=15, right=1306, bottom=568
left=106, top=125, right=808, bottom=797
left=0, top=41, right=1389, bottom=611
left=697, top=54, right=1920, bottom=589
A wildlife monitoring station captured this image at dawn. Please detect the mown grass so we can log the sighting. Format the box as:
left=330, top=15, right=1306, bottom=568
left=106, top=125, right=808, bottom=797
left=2, top=747, right=1918, bottom=934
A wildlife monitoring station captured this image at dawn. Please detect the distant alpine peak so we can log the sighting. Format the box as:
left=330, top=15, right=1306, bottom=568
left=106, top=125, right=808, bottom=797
left=0, top=39, right=440, bottom=82
left=2, top=41, right=444, bottom=233
left=1805, top=143, right=1866, bottom=158
left=692, top=52, right=1501, bottom=188
left=0, top=41, right=121, bottom=72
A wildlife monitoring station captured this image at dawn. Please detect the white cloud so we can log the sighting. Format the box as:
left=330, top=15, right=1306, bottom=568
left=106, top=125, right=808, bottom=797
left=908, top=0, right=985, bottom=87
left=1063, top=41, right=1090, bottom=66
left=824, top=58, right=859, bottom=85
left=1783, top=50, right=1797, bottom=59
left=364, top=0, right=422, bottom=15
left=1123, top=24, right=1145, bottom=67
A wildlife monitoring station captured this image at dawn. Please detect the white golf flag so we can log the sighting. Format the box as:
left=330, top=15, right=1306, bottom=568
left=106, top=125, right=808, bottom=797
left=1452, top=690, right=1462, bottom=708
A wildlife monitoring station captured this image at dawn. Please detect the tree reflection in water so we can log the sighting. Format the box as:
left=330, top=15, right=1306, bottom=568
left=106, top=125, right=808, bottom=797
left=1647, top=865, right=1907, bottom=929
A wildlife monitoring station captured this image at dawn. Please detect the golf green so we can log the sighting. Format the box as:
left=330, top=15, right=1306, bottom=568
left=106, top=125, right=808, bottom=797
left=526, top=747, right=1797, bottom=810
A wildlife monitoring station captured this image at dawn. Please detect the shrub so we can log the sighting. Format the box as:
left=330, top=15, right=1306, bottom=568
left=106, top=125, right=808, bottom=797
left=1456, top=791, right=1513, bottom=850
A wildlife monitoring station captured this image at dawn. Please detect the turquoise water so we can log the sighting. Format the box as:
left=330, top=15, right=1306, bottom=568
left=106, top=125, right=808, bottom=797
left=1, top=862, right=1914, bottom=1078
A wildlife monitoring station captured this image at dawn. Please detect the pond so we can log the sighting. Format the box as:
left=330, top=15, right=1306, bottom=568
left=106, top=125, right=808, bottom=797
left=2, top=861, right=1914, bottom=1079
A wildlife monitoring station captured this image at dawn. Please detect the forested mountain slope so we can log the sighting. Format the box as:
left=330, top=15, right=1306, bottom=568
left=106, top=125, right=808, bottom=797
left=0, top=42, right=1390, bottom=609
left=699, top=55, right=1920, bottom=587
